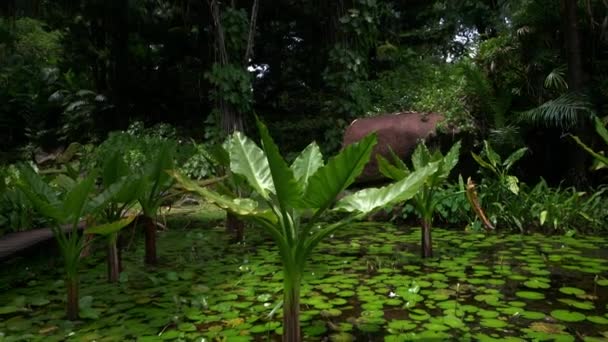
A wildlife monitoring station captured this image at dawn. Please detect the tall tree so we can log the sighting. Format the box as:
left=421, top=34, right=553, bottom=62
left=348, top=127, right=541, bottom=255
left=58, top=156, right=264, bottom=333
left=206, top=0, right=259, bottom=240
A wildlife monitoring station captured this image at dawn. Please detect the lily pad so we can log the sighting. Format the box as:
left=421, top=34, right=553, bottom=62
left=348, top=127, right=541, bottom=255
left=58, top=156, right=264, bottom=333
left=550, top=310, right=586, bottom=322
left=515, top=291, right=545, bottom=300
left=559, top=287, right=585, bottom=296
left=587, top=316, right=608, bottom=324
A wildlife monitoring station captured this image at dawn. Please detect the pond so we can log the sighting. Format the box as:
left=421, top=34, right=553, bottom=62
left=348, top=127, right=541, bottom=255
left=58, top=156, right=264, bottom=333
left=1, top=211, right=607, bottom=341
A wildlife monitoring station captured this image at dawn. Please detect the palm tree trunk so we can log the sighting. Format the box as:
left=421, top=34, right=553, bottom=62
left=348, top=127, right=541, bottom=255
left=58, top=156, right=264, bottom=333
left=66, top=277, right=79, bottom=320
left=421, top=219, right=433, bottom=258
left=144, top=216, right=157, bottom=265
left=282, top=272, right=301, bottom=342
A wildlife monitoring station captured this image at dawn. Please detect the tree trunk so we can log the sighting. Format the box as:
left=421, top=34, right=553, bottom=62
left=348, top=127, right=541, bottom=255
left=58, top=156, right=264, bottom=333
left=562, top=0, right=589, bottom=186
left=66, top=277, right=79, bottom=321
left=144, top=216, right=157, bottom=265
left=421, top=219, right=433, bottom=258
left=107, top=237, right=121, bottom=282
left=282, top=272, right=301, bottom=342
left=226, top=212, right=244, bottom=242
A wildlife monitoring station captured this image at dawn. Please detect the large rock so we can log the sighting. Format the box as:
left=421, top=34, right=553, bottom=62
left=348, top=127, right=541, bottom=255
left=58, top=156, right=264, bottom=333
left=342, top=111, right=452, bottom=182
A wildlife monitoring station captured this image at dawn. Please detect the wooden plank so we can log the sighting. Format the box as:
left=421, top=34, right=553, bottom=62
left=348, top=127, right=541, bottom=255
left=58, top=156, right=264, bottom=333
left=0, top=223, right=86, bottom=260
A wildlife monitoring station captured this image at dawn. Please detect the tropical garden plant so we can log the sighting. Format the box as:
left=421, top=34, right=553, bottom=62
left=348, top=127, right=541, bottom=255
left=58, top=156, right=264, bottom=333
left=171, top=119, right=438, bottom=342
left=137, top=142, right=176, bottom=265
left=16, top=166, right=133, bottom=320
left=377, top=141, right=461, bottom=258
left=471, top=141, right=529, bottom=231
left=90, top=152, right=140, bottom=282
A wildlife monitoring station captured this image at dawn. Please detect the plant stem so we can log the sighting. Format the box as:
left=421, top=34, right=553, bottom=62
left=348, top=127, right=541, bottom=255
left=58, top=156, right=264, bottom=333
left=66, top=276, right=79, bottom=320
left=226, top=212, right=245, bottom=242
left=282, top=270, right=301, bottom=342
left=107, top=236, right=121, bottom=282
left=144, top=215, right=157, bottom=265
left=421, top=218, right=433, bottom=258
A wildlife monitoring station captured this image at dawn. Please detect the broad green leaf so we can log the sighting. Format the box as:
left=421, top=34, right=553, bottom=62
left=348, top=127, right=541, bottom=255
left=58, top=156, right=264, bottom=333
left=471, top=152, right=497, bottom=173
left=484, top=140, right=501, bottom=167
left=334, top=162, right=438, bottom=213
left=112, top=176, right=143, bottom=204
left=505, top=175, right=520, bottom=195
left=87, top=177, right=133, bottom=214
left=229, top=131, right=274, bottom=199
left=387, top=146, right=409, bottom=171
left=139, top=143, right=175, bottom=215
left=17, top=185, right=64, bottom=222
left=62, top=175, right=96, bottom=223
left=86, top=216, right=136, bottom=235
left=291, top=142, right=324, bottom=187
left=17, top=165, right=58, bottom=204
left=302, top=133, right=376, bottom=209
left=102, top=152, right=129, bottom=187
left=377, top=154, right=408, bottom=181
left=436, top=141, right=461, bottom=180
left=170, top=170, right=275, bottom=221
left=53, top=174, right=76, bottom=192
left=412, top=143, right=433, bottom=171
left=257, top=119, right=302, bottom=208
left=540, top=210, right=548, bottom=226
left=503, top=147, right=528, bottom=171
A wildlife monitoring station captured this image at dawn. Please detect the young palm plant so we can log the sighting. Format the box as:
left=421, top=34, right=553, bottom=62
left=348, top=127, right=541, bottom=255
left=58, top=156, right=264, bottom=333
left=377, top=141, right=461, bottom=258
left=17, top=166, right=132, bottom=320
left=91, top=152, right=141, bottom=282
left=137, top=142, right=176, bottom=265
left=171, top=119, right=438, bottom=342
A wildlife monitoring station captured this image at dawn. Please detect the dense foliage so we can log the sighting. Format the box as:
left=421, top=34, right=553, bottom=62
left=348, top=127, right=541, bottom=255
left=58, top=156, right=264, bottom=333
left=1, top=1, right=608, bottom=340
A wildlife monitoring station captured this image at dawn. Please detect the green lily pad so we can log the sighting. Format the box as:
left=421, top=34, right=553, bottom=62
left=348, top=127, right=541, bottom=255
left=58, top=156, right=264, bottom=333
left=178, top=323, right=197, bottom=332
left=587, top=316, right=608, bottom=324
left=559, top=287, right=585, bottom=296
left=387, top=320, right=417, bottom=332
left=550, top=310, right=586, bottom=322
left=480, top=318, right=508, bottom=328
left=521, top=311, right=545, bottom=320
left=0, top=306, right=20, bottom=314
left=523, top=279, right=551, bottom=289
left=515, top=291, right=545, bottom=300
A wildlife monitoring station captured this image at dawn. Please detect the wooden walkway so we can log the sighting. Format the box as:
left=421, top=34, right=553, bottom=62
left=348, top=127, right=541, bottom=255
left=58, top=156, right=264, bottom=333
left=0, top=223, right=85, bottom=260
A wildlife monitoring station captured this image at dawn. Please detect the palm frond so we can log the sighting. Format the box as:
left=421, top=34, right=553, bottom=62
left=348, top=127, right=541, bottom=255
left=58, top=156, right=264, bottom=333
left=518, top=92, right=595, bottom=130
left=544, top=65, right=568, bottom=90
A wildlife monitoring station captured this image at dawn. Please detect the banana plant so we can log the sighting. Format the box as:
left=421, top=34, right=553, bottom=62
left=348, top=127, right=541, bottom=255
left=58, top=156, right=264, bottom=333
left=377, top=141, right=461, bottom=258
left=17, top=166, right=133, bottom=320
left=171, top=119, right=437, bottom=342
left=571, top=116, right=608, bottom=170
left=137, top=142, right=176, bottom=265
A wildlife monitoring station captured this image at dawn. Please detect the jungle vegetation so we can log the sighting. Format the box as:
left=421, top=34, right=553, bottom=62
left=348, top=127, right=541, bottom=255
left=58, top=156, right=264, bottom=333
left=1, top=0, right=608, bottom=341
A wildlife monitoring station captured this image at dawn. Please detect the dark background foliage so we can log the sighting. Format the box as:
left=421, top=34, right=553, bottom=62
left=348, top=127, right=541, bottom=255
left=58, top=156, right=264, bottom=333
left=1, top=0, right=607, bottom=185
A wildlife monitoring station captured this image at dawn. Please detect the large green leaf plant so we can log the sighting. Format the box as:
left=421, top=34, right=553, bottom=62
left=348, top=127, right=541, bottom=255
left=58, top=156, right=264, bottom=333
left=171, top=119, right=438, bottom=342
left=87, top=152, right=140, bottom=282
left=137, top=142, right=176, bottom=265
left=17, top=166, right=132, bottom=320
left=377, top=141, right=461, bottom=258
